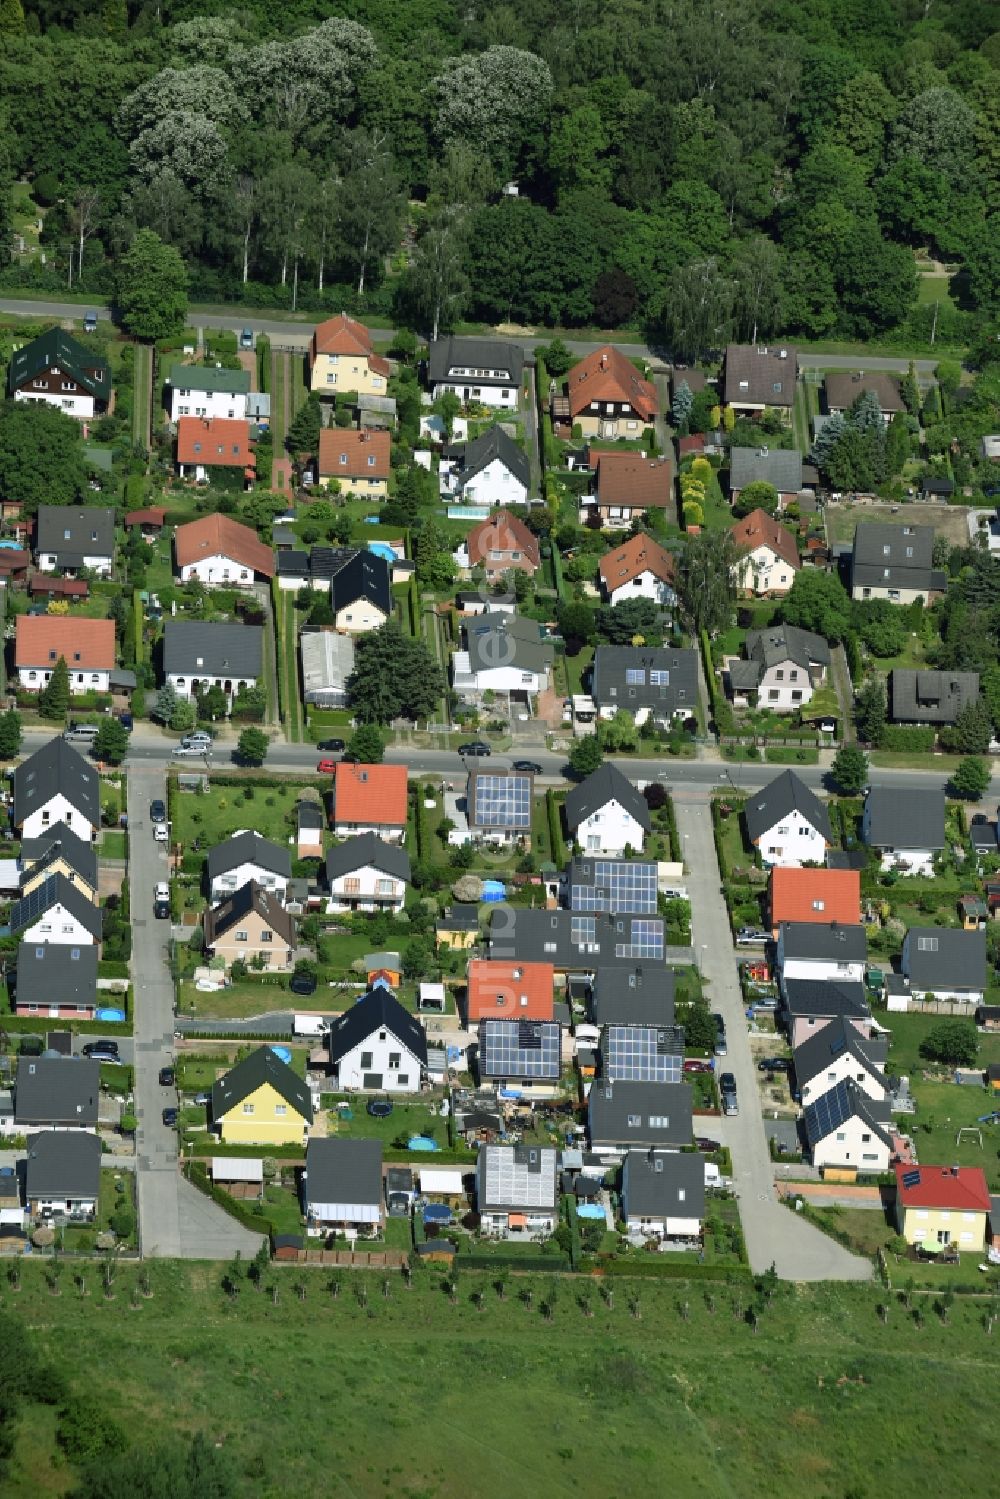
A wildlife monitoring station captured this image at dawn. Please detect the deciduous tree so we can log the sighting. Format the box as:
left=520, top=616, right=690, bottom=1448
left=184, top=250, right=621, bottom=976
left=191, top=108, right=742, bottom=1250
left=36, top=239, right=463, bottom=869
left=951, top=755, right=990, bottom=801
left=781, top=569, right=852, bottom=642
left=830, top=745, right=868, bottom=794
left=115, top=229, right=188, bottom=341
left=675, top=529, right=737, bottom=638
left=237, top=727, right=269, bottom=766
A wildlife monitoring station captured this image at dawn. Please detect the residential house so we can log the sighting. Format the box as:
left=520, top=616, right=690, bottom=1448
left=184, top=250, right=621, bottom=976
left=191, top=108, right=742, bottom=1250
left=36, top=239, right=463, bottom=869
left=729, top=447, right=808, bottom=508
left=587, top=1078, right=693, bottom=1157
left=124, top=505, right=167, bottom=537
left=900, top=927, right=987, bottom=1004
left=562, top=345, right=658, bottom=439
left=436, top=905, right=482, bottom=951
left=317, top=428, right=391, bottom=498
left=309, top=312, right=390, bottom=398
left=9, top=874, right=102, bottom=948
left=825, top=371, right=903, bottom=421
left=325, top=833, right=410, bottom=915
left=13, top=738, right=100, bottom=843
left=304, top=1137, right=383, bottom=1235
left=793, top=1018, right=889, bottom=1108
left=776, top=923, right=867, bottom=990
left=781, top=978, right=874, bottom=1049
left=176, top=417, right=255, bottom=486
left=850, top=523, right=945, bottom=604
left=21, top=826, right=99, bottom=904
left=804, top=1079, right=894, bottom=1173
left=8, top=327, right=110, bottom=421
left=173, top=513, right=274, bottom=586
left=590, top=966, right=676, bottom=1028
left=0, top=1162, right=24, bottom=1233
left=621, top=1149, right=705, bottom=1239
left=723, top=344, right=797, bottom=418
left=212, top=1046, right=313, bottom=1146
left=207, top=832, right=292, bottom=907
left=563, top=763, right=651, bottom=856
left=590, top=646, right=698, bottom=726
left=768, top=867, right=861, bottom=936
left=428, top=335, right=523, bottom=410
left=329, top=551, right=392, bottom=633
left=295, top=795, right=324, bottom=859
left=166, top=364, right=250, bottom=422
left=465, top=959, right=555, bottom=1028
left=565, top=856, right=659, bottom=915
left=476, top=1144, right=559, bottom=1238
left=478, top=1018, right=561, bottom=1095
left=598, top=531, right=676, bottom=607
left=743, top=770, right=832, bottom=868
left=488, top=909, right=666, bottom=974
left=332, top=763, right=408, bottom=842
left=460, top=509, right=539, bottom=580
left=13, top=942, right=98, bottom=1020
left=602, top=1024, right=685, bottom=1083
left=14, top=1055, right=99, bottom=1131
left=441, top=426, right=530, bottom=509
left=327, top=985, right=427, bottom=1093
left=730, top=508, right=800, bottom=597
left=25, top=1132, right=101, bottom=1221
left=452, top=612, right=553, bottom=702
left=162, top=621, right=263, bottom=707
left=35, top=505, right=115, bottom=576
left=889, top=670, right=981, bottom=727
left=203, top=882, right=295, bottom=971
left=862, top=786, right=945, bottom=875
left=894, top=1163, right=990, bottom=1253
left=300, top=631, right=355, bottom=708
left=588, top=451, right=674, bottom=528
left=467, top=769, right=534, bottom=847
left=728, top=623, right=830, bottom=712
left=16, top=616, right=115, bottom=696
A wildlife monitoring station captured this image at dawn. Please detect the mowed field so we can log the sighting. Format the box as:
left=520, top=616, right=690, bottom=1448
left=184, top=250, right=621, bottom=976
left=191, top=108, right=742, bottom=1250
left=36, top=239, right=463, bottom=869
left=824, top=501, right=972, bottom=547
left=4, top=1262, right=1000, bottom=1499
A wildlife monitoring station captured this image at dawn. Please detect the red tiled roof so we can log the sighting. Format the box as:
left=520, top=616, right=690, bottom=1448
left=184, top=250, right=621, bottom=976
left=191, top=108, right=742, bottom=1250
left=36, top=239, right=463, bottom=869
left=594, top=451, right=673, bottom=509
left=313, top=312, right=374, bottom=357
left=466, top=960, right=554, bottom=1022
left=598, top=531, right=674, bottom=590
left=333, top=763, right=408, bottom=827
left=125, top=506, right=167, bottom=527
left=769, top=868, right=860, bottom=928
left=567, top=346, right=658, bottom=421
left=318, top=427, right=391, bottom=479
left=173, top=513, right=274, bottom=578
left=677, top=433, right=706, bottom=456
left=730, top=508, right=800, bottom=573
left=895, top=1163, right=991, bottom=1213
left=466, top=510, right=540, bottom=570
left=29, top=574, right=87, bottom=596
left=176, top=417, right=254, bottom=469
left=16, top=614, right=114, bottom=670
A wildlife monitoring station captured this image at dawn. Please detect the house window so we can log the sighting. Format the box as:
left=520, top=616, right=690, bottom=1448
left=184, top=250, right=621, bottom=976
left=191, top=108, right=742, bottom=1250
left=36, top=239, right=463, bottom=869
left=235, top=930, right=248, bottom=942
left=768, top=690, right=779, bottom=701
left=275, top=1105, right=287, bottom=1116
left=243, top=1103, right=255, bottom=1115
left=261, top=931, right=272, bottom=943
left=398, top=1075, right=409, bottom=1086
left=835, top=1131, right=846, bottom=1141
left=344, top=878, right=361, bottom=894
left=377, top=879, right=393, bottom=896
left=649, top=670, right=669, bottom=685
left=625, top=669, right=645, bottom=685
left=360, top=1051, right=373, bottom=1069
left=775, top=670, right=784, bottom=681
left=367, top=456, right=375, bottom=467
left=648, top=1115, right=670, bottom=1128
left=677, top=1187, right=686, bottom=1201
left=389, top=1054, right=401, bottom=1070
left=627, top=1114, right=641, bottom=1127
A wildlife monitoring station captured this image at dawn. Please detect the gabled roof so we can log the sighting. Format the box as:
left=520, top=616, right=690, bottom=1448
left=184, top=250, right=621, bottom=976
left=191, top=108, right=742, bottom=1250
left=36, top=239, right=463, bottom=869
left=744, top=770, right=831, bottom=846
left=730, top=508, right=799, bottom=572
left=479, top=1019, right=561, bottom=1080
left=25, top=1130, right=101, bottom=1199
left=904, top=927, right=986, bottom=991
left=333, top=763, right=408, bottom=828
left=9, top=327, right=109, bottom=400
left=15, top=1055, right=99, bottom=1126
left=564, top=763, right=650, bottom=834
left=21, top=825, right=98, bottom=890
left=488, top=908, right=665, bottom=972
left=327, top=986, right=428, bottom=1067
left=162, top=620, right=263, bottom=680
left=598, top=532, right=675, bottom=592
left=792, top=1017, right=886, bottom=1092
left=864, top=785, right=945, bottom=851
left=329, top=550, right=392, bottom=617
left=781, top=978, right=870, bottom=1021
left=851, top=522, right=942, bottom=594
left=590, top=647, right=698, bottom=715
left=594, top=451, right=673, bottom=510
left=464, top=611, right=553, bottom=676
left=204, top=881, right=295, bottom=949
left=207, top=832, right=292, bottom=883
left=317, top=427, right=391, bottom=479
left=591, top=965, right=676, bottom=1027
left=477, top=1143, right=558, bottom=1212
left=566, top=855, right=659, bottom=915
left=305, top=1137, right=382, bottom=1206
left=724, top=344, right=797, bottom=408
left=729, top=447, right=803, bottom=493
left=36, top=505, right=115, bottom=563
left=124, top=505, right=167, bottom=528
left=312, top=311, right=384, bottom=370
left=803, top=1078, right=893, bottom=1150
left=825, top=371, right=903, bottom=415
left=16, top=615, right=115, bottom=671
left=890, top=670, right=980, bottom=726
left=587, top=1079, right=692, bottom=1147
left=623, top=1148, right=705, bottom=1219
left=301, top=630, right=355, bottom=696
left=744, top=623, right=830, bottom=673
left=211, top=1045, right=313, bottom=1123
left=10, top=872, right=103, bottom=939
left=428, top=335, right=523, bottom=387
left=167, top=363, right=250, bottom=396
left=779, top=922, right=866, bottom=963
left=466, top=960, right=554, bottom=1022
left=176, top=417, right=255, bottom=471
left=13, top=738, right=100, bottom=831
left=895, top=1162, right=991, bottom=1213
left=770, top=867, right=860, bottom=927
left=173, top=513, right=273, bottom=576
left=466, top=509, right=539, bottom=569
left=459, top=426, right=530, bottom=491
left=15, top=941, right=98, bottom=1008
left=567, top=346, right=658, bottom=420
left=325, top=833, right=411, bottom=884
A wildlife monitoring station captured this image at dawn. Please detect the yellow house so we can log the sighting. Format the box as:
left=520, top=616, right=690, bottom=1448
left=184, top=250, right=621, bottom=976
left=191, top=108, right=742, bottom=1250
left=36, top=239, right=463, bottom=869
left=211, top=1046, right=314, bottom=1147
left=21, top=827, right=99, bottom=905
left=317, top=427, right=391, bottom=499
left=309, top=312, right=390, bottom=398
left=894, top=1163, right=990, bottom=1254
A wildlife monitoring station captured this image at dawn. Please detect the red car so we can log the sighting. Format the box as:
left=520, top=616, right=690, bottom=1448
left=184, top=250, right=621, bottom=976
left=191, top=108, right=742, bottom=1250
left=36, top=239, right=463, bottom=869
left=683, top=1059, right=714, bottom=1075
left=316, top=758, right=338, bottom=774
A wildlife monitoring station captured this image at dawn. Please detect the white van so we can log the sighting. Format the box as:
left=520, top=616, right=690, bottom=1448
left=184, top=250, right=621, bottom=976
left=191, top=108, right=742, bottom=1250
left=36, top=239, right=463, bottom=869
left=64, top=724, right=99, bottom=744
left=293, top=1014, right=329, bottom=1038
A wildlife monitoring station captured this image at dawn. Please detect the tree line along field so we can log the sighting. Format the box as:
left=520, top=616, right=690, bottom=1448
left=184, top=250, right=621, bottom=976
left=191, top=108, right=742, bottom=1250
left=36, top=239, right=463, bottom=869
left=3, top=1263, right=1000, bottom=1498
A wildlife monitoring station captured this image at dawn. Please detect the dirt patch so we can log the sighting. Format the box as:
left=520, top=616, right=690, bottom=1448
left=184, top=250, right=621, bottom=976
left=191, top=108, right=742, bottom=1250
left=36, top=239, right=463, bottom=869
left=237, top=350, right=257, bottom=390
left=825, top=500, right=971, bottom=548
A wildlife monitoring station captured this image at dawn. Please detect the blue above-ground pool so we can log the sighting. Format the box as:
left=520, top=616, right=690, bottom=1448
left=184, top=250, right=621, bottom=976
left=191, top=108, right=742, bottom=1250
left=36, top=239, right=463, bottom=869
left=576, top=1203, right=606, bottom=1220
left=423, top=1203, right=451, bottom=1224
left=481, top=880, right=506, bottom=902
left=367, top=541, right=396, bottom=562
left=270, top=1045, right=293, bottom=1064
left=408, top=1135, right=440, bottom=1151
left=95, top=1007, right=126, bottom=1023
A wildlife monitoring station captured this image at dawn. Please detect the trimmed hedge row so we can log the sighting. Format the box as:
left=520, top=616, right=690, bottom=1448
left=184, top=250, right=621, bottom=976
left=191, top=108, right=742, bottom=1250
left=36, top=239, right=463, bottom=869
left=185, top=1160, right=272, bottom=1237
left=457, top=1252, right=570, bottom=1273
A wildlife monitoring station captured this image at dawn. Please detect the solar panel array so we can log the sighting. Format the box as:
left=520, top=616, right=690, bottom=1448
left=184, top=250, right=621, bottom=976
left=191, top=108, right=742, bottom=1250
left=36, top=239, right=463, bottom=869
left=570, top=859, right=658, bottom=915
left=10, top=874, right=60, bottom=933
left=471, top=773, right=532, bottom=829
left=614, top=918, right=665, bottom=960
left=570, top=914, right=597, bottom=947
left=803, top=1079, right=852, bottom=1145
left=480, top=1020, right=561, bottom=1079
left=482, top=1145, right=558, bottom=1209
left=604, top=1025, right=683, bottom=1083
left=901, top=1168, right=921, bottom=1189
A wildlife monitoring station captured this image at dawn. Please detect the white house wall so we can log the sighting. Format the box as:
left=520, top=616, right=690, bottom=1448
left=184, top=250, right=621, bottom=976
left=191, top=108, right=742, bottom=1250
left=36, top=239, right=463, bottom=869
left=754, top=809, right=827, bottom=867
left=179, top=555, right=256, bottom=588
left=210, top=863, right=289, bottom=906
left=18, top=666, right=110, bottom=695
left=574, top=801, right=646, bottom=856
left=20, top=796, right=98, bottom=843
left=169, top=388, right=248, bottom=422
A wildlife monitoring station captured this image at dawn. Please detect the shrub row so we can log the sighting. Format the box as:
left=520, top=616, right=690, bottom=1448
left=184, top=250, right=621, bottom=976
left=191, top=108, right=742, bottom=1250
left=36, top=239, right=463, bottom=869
left=457, top=1252, right=570, bottom=1273
left=878, top=724, right=936, bottom=752
left=185, top=1161, right=272, bottom=1238
left=596, top=1257, right=752, bottom=1282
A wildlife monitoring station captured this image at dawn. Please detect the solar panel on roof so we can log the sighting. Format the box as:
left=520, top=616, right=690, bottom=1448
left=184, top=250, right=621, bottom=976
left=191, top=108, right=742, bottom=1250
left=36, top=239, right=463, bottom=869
left=570, top=859, right=657, bottom=915
left=614, top=918, right=664, bottom=960
left=902, top=1168, right=921, bottom=1188
left=805, top=1080, right=853, bottom=1145
left=471, top=774, right=532, bottom=829
left=479, top=1020, right=560, bottom=1079
left=10, top=874, right=60, bottom=932
left=603, top=1024, right=682, bottom=1083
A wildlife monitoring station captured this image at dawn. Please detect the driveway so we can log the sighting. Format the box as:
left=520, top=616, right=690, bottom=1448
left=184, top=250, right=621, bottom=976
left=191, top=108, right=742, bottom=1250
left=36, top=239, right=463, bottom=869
left=676, top=799, right=871, bottom=1281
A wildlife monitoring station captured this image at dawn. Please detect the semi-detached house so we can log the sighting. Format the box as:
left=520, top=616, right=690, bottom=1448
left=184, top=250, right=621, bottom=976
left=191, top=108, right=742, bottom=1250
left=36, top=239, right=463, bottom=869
left=428, top=335, right=523, bottom=410
left=162, top=621, right=263, bottom=706
left=166, top=364, right=250, bottom=422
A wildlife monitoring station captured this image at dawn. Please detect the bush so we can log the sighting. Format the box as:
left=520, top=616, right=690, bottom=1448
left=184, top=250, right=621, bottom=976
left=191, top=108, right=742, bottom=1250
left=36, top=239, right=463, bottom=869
left=878, top=725, right=935, bottom=752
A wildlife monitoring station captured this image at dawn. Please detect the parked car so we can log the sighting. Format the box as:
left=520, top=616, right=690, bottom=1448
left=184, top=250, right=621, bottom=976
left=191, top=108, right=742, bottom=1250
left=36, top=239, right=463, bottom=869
left=316, top=759, right=338, bottom=774
left=240, top=327, right=254, bottom=349
left=83, top=1041, right=120, bottom=1062
left=512, top=760, right=543, bottom=774
left=316, top=738, right=345, bottom=753
left=149, top=799, right=166, bottom=824
left=458, top=741, right=491, bottom=757
left=757, top=1057, right=792, bottom=1074
left=158, top=1067, right=175, bottom=1087
left=154, top=882, right=169, bottom=903
left=290, top=971, right=318, bottom=997
left=193, top=1092, right=210, bottom=1106
left=162, top=1107, right=179, bottom=1127
left=720, top=1073, right=738, bottom=1116
left=367, top=1097, right=393, bottom=1118
left=683, top=1059, right=713, bottom=1075
left=713, top=1014, right=727, bottom=1056
left=695, top=1136, right=721, bottom=1153
left=719, top=1072, right=737, bottom=1095
left=83, top=310, right=97, bottom=333
left=154, top=899, right=170, bottom=920
left=736, top=928, right=768, bottom=946
left=173, top=745, right=206, bottom=758
left=181, top=731, right=213, bottom=749
left=153, top=824, right=168, bottom=843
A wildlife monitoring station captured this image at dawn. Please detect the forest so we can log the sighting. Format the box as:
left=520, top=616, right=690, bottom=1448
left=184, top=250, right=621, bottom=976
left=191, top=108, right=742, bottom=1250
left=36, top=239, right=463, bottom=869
left=0, top=0, right=998, bottom=350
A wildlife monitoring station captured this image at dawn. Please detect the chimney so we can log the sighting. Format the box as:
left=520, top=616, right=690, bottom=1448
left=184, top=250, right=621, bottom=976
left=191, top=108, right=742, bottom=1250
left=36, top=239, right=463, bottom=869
left=600, top=353, right=608, bottom=370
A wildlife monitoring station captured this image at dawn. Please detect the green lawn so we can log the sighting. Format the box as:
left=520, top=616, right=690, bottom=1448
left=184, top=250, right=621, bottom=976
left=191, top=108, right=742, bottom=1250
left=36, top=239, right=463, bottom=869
left=101, top=829, right=127, bottom=860
left=60, top=1168, right=136, bottom=1253
left=325, top=1095, right=452, bottom=1149
left=177, top=980, right=302, bottom=1021
left=907, top=1078, right=1000, bottom=1189
left=882, top=1009, right=1000, bottom=1077
left=172, top=779, right=322, bottom=850
left=273, top=588, right=302, bottom=739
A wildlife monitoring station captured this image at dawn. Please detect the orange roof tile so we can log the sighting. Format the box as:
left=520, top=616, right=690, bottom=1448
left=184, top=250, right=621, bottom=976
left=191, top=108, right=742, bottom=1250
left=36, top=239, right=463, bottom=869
left=895, top=1162, right=990, bottom=1213
left=466, top=960, right=555, bottom=1022
left=769, top=868, right=861, bottom=928
left=730, top=508, right=800, bottom=572
left=466, top=510, right=540, bottom=570
left=594, top=451, right=673, bottom=509
left=318, top=427, right=391, bottom=479
left=313, top=311, right=375, bottom=357
left=333, top=763, right=408, bottom=828
left=176, top=416, right=254, bottom=469
left=567, top=345, right=658, bottom=421
left=16, top=614, right=114, bottom=671
left=173, top=513, right=274, bottom=578
left=598, top=531, right=675, bottom=590
left=125, top=506, right=167, bottom=527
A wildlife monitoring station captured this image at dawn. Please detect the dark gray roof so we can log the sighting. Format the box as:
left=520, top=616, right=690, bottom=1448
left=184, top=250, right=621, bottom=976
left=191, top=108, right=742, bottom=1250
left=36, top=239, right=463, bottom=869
left=803, top=1078, right=893, bottom=1150
left=488, top=908, right=665, bottom=971
left=825, top=371, right=904, bottom=415
left=204, top=881, right=295, bottom=949
left=864, top=786, right=945, bottom=851
left=563, top=763, right=651, bottom=835
left=743, top=624, right=830, bottom=674
left=276, top=550, right=309, bottom=577
left=328, top=987, right=428, bottom=1068
left=792, top=1017, right=886, bottom=1091
left=743, top=770, right=831, bottom=846
left=591, top=965, right=676, bottom=1027
left=588, top=1079, right=692, bottom=1149
left=13, top=738, right=101, bottom=831
left=478, top=1019, right=561, bottom=1081
left=10, top=328, right=110, bottom=402
left=206, top=831, right=292, bottom=882
left=211, top=1045, right=312, bottom=1122
left=428, top=335, right=523, bottom=388
left=566, top=856, right=659, bottom=915
left=602, top=1023, right=685, bottom=1082
left=308, top=546, right=360, bottom=581
left=36, top=506, right=116, bottom=565
left=15, top=1055, right=99, bottom=1126
left=162, top=620, right=263, bottom=679
left=779, top=922, right=866, bottom=963
left=591, top=646, right=698, bottom=717
left=622, top=1148, right=705, bottom=1219
left=457, top=425, right=530, bottom=490
left=330, top=550, right=391, bottom=618
left=729, top=447, right=803, bottom=493
left=25, top=1130, right=101, bottom=1200
left=9, top=872, right=103, bottom=940
left=851, top=522, right=941, bottom=594
left=465, top=612, right=553, bottom=677
left=325, top=833, right=410, bottom=884
left=15, top=941, right=98, bottom=1009
left=826, top=849, right=869, bottom=871
left=781, top=979, right=870, bottom=1021
left=22, top=824, right=98, bottom=889
left=724, top=344, right=797, bottom=408
left=305, top=1138, right=382, bottom=1208
left=904, top=927, right=986, bottom=992
left=890, top=670, right=980, bottom=725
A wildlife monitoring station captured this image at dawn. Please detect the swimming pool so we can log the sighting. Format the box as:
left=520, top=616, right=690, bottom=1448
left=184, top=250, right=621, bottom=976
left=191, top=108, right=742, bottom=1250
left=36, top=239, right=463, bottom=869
left=482, top=880, right=506, bottom=902
left=576, top=1203, right=605, bottom=1220
left=407, top=1136, right=440, bottom=1151
left=270, top=1045, right=292, bottom=1064
left=95, top=1007, right=126, bottom=1023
